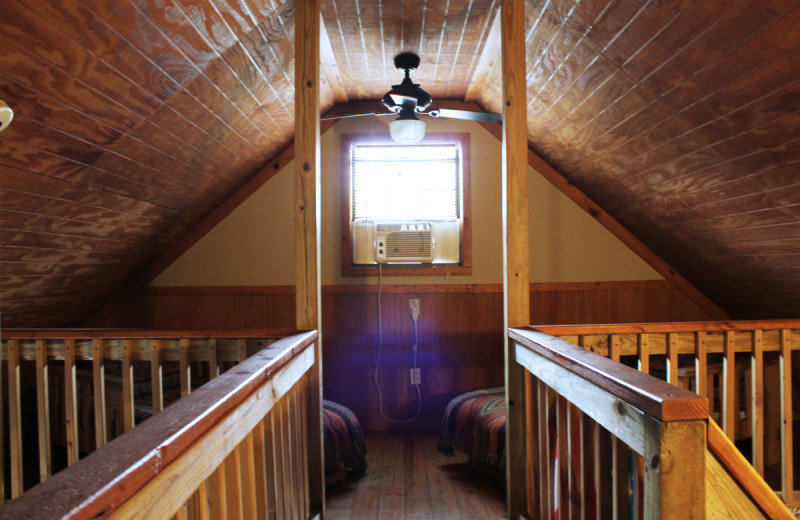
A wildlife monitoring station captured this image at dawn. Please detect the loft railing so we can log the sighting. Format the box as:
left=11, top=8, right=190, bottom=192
left=0, top=329, right=321, bottom=519
left=508, top=327, right=709, bottom=519
left=508, top=325, right=794, bottom=519
left=533, top=319, right=800, bottom=505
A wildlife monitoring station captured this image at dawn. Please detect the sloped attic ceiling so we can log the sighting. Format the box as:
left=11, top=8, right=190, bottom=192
left=1, top=0, right=799, bottom=327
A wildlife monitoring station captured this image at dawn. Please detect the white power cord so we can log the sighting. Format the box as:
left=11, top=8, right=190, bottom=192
left=373, top=263, right=422, bottom=424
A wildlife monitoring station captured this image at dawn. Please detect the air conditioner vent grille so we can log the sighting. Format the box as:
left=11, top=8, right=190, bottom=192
left=384, top=231, right=432, bottom=258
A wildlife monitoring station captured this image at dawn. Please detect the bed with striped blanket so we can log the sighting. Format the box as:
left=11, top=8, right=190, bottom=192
left=438, top=386, right=506, bottom=475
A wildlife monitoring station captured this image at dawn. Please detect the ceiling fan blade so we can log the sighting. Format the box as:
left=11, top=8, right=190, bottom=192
left=320, top=112, right=395, bottom=121
left=427, top=108, right=502, bottom=124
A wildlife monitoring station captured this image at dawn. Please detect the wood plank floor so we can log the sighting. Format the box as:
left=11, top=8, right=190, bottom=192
left=326, top=431, right=508, bottom=519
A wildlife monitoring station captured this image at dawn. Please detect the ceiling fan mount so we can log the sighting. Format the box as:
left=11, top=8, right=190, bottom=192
left=323, top=52, right=502, bottom=142
left=381, top=52, right=432, bottom=115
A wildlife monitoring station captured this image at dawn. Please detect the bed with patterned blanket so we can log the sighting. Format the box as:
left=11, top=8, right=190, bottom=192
left=438, top=386, right=506, bottom=475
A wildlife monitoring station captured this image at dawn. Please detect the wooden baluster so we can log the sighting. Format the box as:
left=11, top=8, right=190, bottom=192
left=557, top=395, right=569, bottom=518
left=637, top=334, right=649, bottom=375
left=236, top=339, right=247, bottom=365
left=780, top=329, right=794, bottom=504
left=92, top=339, right=107, bottom=449
left=526, top=372, right=539, bottom=516
left=594, top=422, right=612, bottom=520
left=7, top=340, right=23, bottom=497
left=723, top=331, right=737, bottom=438
left=695, top=332, right=708, bottom=408
left=151, top=339, right=163, bottom=414
left=299, top=379, right=311, bottom=517
left=752, top=330, right=765, bottom=475
left=251, top=421, right=269, bottom=519
left=277, top=398, right=291, bottom=518
left=264, top=407, right=280, bottom=520
left=287, top=390, right=302, bottom=520
left=35, top=339, right=51, bottom=482
left=185, top=487, right=205, bottom=520
left=666, top=333, right=679, bottom=385
left=208, top=339, right=219, bottom=380
left=612, top=437, right=631, bottom=520
left=240, top=432, right=258, bottom=520
left=207, top=466, right=226, bottom=520
left=568, top=403, right=583, bottom=520
left=121, top=339, right=135, bottom=432
left=538, top=380, right=550, bottom=519
left=179, top=339, right=191, bottom=398
left=224, top=447, right=242, bottom=520
left=64, top=339, right=79, bottom=466
left=173, top=504, right=186, bottom=520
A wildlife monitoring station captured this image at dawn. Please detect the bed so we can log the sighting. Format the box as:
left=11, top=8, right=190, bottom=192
left=438, top=386, right=506, bottom=477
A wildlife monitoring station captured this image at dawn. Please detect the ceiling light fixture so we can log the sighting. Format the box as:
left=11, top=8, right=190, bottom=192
left=0, top=100, right=13, bottom=133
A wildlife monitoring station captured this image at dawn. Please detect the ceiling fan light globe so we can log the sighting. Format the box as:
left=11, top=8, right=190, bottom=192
left=389, top=118, right=426, bottom=143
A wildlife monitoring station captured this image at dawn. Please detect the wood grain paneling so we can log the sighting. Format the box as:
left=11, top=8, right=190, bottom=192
left=4, top=0, right=800, bottom=327
left=0, top=0, right=302, bottom=327
left=93, top=282, right=713, bottom=431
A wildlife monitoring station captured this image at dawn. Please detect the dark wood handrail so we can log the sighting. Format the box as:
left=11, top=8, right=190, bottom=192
left=510, top=328, right=708, bottom=421
left=0, top=328, right=297, bottom=340
left=0, top=330, right=317, bottom=519
left=531, top=319, right=800, bottom=336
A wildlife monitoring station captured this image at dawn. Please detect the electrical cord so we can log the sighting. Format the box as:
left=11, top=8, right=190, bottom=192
left=373, top=263, right=422, bottom=423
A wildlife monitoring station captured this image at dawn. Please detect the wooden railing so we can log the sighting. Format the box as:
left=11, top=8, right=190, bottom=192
left=0, top=329, right=303, bottom=502
left=533, top=320, right=800, bottom=505
left=0, top=329, right=321, bottom=519
left=509, top=327, right=710, bottom=519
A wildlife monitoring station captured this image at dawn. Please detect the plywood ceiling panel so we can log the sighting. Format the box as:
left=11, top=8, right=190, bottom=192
left=3, top=0, right=800, bottom=325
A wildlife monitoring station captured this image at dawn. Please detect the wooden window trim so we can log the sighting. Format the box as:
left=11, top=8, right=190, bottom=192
left=340, top=133, right=472, bottom=277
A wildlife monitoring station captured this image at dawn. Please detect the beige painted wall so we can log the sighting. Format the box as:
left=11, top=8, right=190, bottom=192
left=151, top=117, right=660, bottom=287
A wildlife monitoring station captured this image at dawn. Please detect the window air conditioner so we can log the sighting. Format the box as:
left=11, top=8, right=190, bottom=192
left=376, top=223, right=433, bottom=263
left=352, top=221, right=460, bottom=265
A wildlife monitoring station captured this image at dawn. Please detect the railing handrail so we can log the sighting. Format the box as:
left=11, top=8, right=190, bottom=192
left=0, top=328, right=298, bottom=340
left=510, top=328, right=708, bottom=422
left=0, top=330, right=318, bottom=519
left=531, top=319, right=800, bottom=336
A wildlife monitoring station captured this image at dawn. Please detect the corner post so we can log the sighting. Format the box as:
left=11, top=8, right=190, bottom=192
left=502, top=0, right=530, bottom=517
left=295, top=0, right=324, bottom=516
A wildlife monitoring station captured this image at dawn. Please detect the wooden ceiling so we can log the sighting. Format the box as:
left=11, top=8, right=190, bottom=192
left=1, top=0, right=800, bottom=326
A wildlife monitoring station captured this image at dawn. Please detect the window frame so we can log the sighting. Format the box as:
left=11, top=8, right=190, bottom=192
left=340, top=132, right=472, bottom=277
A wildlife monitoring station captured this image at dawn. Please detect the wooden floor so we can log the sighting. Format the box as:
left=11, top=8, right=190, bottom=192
left=326, top=431, right=508, bottom=519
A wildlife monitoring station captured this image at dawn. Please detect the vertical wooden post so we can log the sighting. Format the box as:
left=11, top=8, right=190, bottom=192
left=295, top=0, right=324, bottom=516
left=64, top=339, right=79, bottom=466
left=643, top=419, right=706, bottom=519
left=150, top=339, right=164, bottom=413
left=501, top=0, right=530, bottom=517
left=121, top=339, right=135, bottom=432
left=722, top=331, right=736, bottom=438
left=780, top=329, right=793, bottom=504
left=751, top=329, right=764, bottom=475
left=179, top=338, right=191, bottom=398
left=7, top=340, right=23, bottom=498
left=92, top=339, right=107, bottom=449
left=35, top=339, right=52, bottom=482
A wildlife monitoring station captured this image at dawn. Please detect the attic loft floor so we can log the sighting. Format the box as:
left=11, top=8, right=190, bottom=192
left=326, top=431, right=507, bottom=519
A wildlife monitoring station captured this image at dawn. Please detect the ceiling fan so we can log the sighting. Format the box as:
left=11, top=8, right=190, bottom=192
left=323, top=52, right=502, bottom=142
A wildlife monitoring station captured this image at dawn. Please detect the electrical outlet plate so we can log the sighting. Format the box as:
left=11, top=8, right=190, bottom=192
left=409, top=299, right=420, bottom=320
left=410, top=368, right=421, bottom=385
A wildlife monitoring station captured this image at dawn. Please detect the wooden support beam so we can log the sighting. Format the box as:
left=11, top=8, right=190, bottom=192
left=501, top=0, right=530, bottom=518
left=295, top=1, right=324, bottom=517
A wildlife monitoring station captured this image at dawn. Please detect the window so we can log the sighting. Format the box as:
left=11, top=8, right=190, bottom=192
left=341, top=133, right=471, bottom=276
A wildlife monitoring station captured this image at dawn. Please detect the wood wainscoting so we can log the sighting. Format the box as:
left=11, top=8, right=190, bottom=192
left=94, top=280, right=715, bottom=431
